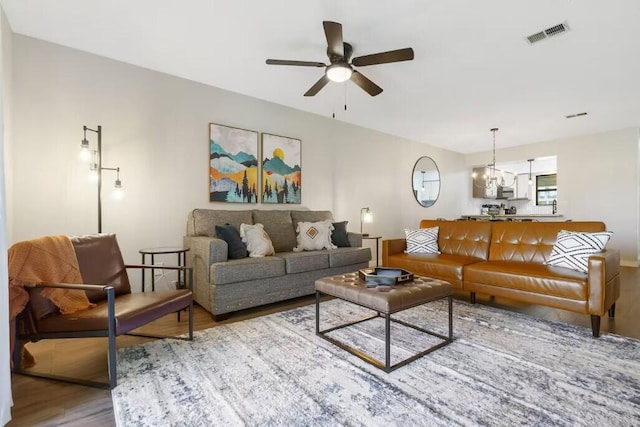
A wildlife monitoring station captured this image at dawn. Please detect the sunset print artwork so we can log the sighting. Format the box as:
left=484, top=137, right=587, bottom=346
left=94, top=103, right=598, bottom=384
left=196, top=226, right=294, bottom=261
left=209, top=123, right=259, bottom=203
left=261, top=133, right=301, bottom=204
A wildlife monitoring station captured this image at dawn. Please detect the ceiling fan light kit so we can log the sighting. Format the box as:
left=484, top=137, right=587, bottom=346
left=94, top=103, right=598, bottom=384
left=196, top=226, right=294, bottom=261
left=326, top=63, right=352, bottom=82
left=266, top=21, right=414, bottom=96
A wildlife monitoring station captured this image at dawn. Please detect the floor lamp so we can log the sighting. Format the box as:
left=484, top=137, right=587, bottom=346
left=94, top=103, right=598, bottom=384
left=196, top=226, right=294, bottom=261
left=80, top=125, right=123, bottom=233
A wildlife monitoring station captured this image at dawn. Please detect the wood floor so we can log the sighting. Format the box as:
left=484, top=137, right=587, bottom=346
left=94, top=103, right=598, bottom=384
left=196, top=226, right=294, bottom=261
left=8, top=267, right=640, bottom=427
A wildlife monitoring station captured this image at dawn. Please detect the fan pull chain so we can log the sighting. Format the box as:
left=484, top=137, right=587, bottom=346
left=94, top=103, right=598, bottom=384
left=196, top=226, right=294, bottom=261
left=344, top=84, right=348, bottom=112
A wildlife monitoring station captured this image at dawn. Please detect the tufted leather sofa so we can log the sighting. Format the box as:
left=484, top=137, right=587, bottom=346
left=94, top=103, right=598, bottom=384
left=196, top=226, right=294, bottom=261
left=382, top=220, right=620, bottom=337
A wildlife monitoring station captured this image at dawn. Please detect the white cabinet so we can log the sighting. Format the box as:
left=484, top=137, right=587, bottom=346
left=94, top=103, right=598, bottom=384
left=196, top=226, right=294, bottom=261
left=516, top=173, right=531, bottom=200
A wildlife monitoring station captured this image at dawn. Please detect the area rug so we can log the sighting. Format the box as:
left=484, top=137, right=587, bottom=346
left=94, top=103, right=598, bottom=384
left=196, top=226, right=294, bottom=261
left=112, top=299, right=640, bottom=426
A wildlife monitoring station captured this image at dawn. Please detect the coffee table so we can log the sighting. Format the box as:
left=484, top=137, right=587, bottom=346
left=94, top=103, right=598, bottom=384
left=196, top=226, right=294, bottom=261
left=315, top=272, right=453, bottom=372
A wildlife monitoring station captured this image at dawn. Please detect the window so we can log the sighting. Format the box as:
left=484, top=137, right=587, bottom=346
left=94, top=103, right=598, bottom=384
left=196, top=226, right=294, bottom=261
left=536, top=174, right=557, bottom=205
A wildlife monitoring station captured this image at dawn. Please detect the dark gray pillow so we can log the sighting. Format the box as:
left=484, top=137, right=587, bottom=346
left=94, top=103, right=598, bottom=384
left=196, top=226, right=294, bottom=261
left=215, top=224, right=248, bottom=259
left=331, top=221, right=350, bottom=247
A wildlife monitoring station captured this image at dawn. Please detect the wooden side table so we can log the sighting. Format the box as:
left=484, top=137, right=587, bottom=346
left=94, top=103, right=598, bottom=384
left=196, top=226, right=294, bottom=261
left=362, top=236, right=382, bottom=266
left=139, top=247, right=190, bottom=292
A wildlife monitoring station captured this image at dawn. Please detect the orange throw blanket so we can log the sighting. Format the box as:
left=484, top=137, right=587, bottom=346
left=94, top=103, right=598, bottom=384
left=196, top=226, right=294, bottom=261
left=8, top=235, right=95, bottom=368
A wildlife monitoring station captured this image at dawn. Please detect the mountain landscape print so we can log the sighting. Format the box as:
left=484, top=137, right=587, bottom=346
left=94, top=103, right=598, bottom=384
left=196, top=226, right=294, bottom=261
left=261, top=133, right=301, bottom=204
left=209, top=123, right=259, bottom=203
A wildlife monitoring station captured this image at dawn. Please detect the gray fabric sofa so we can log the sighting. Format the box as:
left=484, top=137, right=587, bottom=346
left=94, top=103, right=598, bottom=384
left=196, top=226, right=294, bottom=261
left=184, top=209, right=371, bottom=319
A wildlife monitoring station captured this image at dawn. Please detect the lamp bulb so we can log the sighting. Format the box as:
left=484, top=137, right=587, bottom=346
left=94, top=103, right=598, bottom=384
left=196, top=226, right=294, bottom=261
left=79, top=147, right=91, bottom=162
left=112, top=187, right=124, bottom=200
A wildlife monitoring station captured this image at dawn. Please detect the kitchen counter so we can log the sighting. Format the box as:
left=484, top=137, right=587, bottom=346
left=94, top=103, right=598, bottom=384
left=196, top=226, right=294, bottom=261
left=460, top=214, right=564, bottom=220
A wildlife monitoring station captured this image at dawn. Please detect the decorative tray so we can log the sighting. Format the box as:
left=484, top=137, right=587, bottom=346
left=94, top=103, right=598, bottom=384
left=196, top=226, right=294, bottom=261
left=358, top=267, right=414, bottom=287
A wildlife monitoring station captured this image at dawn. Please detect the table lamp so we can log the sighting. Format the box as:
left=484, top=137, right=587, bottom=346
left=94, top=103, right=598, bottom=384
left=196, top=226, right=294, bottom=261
left=360, top=207, right=373, bottom=237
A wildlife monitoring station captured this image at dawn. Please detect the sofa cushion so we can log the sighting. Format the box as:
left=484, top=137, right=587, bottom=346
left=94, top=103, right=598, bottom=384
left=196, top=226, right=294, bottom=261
left=385, top=252, right=482, bottom=289
left=188, top=209, right=254, bottom=238
left=291, top=210, right=334, bottom=232
left=211, top=257, right=285, bottom=285
left=464, top=261, right=588, bottom=300
left=545, top=230, right=612, bottom=273
left=215, top=224, right=248, bottom=259
left=296, top=220, right=336, bottom=251
left=252, top=210, right=296, bottom=253
left=488, top=221, right=606, bottom=264
left=331, top=221, right=351, bottom=247
left=240, top=223, right=275, bottom=257
left=420, top=220, right=492, bottom=260
left=327, top=247, right=371, bottom=268
left=405, top=227, right=440, bottom=254
left=277, top=251, right=330, bottom=274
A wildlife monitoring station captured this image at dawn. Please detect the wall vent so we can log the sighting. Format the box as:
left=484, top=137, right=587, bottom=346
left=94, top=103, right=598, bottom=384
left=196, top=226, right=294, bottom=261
left=565, top=112, right=588, bottom=119
left=526, top=21, right=570, bottom=45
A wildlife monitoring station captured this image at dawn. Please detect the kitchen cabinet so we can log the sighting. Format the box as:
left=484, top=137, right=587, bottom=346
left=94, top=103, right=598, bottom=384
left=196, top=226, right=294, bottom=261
left=515, top=173, right=531, bottom=200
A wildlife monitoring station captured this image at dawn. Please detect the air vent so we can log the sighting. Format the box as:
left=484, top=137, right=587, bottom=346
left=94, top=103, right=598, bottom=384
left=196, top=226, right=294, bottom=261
left=526, top=21, right=570, bottom=45
left=565, top=112, right=588, bottom=119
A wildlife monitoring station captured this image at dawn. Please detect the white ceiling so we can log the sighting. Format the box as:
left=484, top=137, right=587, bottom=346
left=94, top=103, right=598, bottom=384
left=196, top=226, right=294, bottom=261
left=2, top=0, right=639, bottom=153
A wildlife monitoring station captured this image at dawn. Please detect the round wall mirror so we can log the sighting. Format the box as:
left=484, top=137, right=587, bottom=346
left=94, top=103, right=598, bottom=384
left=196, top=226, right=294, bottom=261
left=412, top=156, right=440, bottom=207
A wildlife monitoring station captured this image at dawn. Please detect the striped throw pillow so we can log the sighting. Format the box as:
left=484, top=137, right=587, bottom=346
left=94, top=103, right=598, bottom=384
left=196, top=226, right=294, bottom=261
left=545, top=230, right=612, bottom=273
left=405, top=227, right=440, bottom=254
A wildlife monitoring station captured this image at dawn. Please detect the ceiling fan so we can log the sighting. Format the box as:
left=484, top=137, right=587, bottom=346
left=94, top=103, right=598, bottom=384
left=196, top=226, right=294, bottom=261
left=265, top=21, right=414, bottom=97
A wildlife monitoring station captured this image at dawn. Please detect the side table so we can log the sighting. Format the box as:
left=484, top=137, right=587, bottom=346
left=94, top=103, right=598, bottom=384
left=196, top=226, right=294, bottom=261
left=139, top=247, right=190, bottom=292
left=362, top=236, right=382, bottom=266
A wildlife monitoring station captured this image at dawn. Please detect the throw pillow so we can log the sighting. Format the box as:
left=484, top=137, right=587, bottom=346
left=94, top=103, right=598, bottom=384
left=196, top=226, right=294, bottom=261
left=331, top=221, right=351, bottom=247
left=296, top=220, right=337, bottom=251
left=215, top=224, right=248, bottom=259
left=404, top=227, right=440, bottom=254
left=545, top=230, right=613, bottom=273
left=239, top=223, right=275, bottom=257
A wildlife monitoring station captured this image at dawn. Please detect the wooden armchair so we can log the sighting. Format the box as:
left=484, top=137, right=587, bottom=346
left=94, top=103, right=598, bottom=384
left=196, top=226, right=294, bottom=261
left=12, top=234, right=193, bottom=389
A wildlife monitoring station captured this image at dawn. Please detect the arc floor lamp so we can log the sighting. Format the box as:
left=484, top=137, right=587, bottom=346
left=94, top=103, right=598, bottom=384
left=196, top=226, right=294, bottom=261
left=80, top=125, right=123, bottom=233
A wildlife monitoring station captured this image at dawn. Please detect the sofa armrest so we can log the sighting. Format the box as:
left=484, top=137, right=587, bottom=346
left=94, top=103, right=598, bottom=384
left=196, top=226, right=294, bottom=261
left=184, top=236, right=228, bottom=264
left=587, top=249, right=620, bottom=315
left=382, top=239, right=406, bottom=266
left=347, top=232, right=363, bottom=247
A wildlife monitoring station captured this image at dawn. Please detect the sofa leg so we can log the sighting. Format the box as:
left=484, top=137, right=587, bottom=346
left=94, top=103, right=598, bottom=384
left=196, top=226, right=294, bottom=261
left=590, top=315, right=601, bottom=338
left=470, top=292, right=476, bottom=304
left=213, top=313, right=231, bottom=322
left=608, top=303, right=616, bottom=318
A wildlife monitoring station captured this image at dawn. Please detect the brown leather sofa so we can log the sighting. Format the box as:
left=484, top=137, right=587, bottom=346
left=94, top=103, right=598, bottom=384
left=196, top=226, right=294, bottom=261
left=382, top=220, right=620, bottom=337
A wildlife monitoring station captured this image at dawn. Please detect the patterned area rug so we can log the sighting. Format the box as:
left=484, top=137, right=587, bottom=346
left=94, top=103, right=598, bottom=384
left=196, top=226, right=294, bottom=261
left=112, top=299, right=640, bottom=426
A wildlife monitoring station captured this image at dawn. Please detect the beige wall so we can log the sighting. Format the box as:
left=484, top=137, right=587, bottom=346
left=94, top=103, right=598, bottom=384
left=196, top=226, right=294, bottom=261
left=7, top=34, right=638, bottom=289
left=8, top=35, right=466, bottom=286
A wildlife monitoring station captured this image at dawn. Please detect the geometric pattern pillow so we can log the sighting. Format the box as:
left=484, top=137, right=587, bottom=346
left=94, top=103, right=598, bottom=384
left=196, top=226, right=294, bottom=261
left=545, top=230, right=613, bottom=273
left=296, top=220, right=337, bottom=251
left=404, top=227, right=440, bottom=254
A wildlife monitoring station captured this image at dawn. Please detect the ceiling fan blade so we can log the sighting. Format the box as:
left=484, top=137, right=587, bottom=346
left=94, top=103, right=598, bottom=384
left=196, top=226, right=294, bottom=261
left=266, top=59, right=326, bottom=67
left=323, top=21, right=344, bottom=58
left=352, top=47, right=414, bottom=67
left=304, top=75, right=331, bottom=97
left=350, top=71, right=383, bottom=96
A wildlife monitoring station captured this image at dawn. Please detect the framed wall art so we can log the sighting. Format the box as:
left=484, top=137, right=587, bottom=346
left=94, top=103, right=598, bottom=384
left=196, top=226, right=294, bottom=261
left=209, top=123, right=259, bottom=203
left=261, top=133, right=301, bottom=204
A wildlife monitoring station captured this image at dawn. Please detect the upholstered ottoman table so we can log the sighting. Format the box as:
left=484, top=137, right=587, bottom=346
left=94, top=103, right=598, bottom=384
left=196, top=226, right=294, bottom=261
left=315, top=272, right=454, bottom=372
